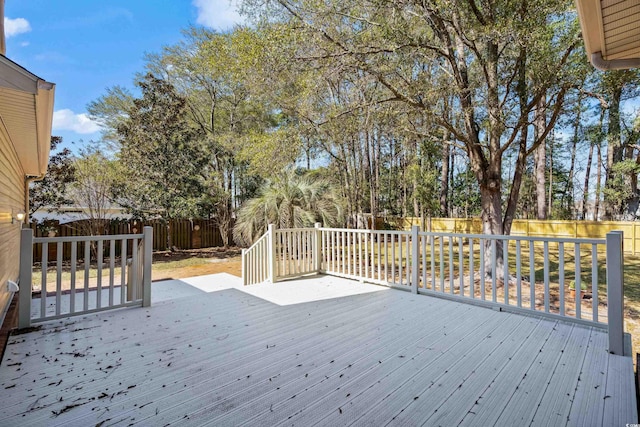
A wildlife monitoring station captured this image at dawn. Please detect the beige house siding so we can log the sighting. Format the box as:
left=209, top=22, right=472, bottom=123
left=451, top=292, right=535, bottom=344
left=0, top=118, right=25, bottom=316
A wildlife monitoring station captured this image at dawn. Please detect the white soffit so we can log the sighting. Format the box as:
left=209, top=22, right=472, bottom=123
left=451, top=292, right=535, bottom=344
left=0, top=55, right=55, bottom=176
left=575, top=0, right=640, bottom=69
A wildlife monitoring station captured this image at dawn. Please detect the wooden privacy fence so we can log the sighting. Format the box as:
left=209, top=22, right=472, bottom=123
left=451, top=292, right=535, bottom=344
left=242, top=225, right=627, bottom=356
left=29, top=218, right=233, bottom=260
left=391, top=217, right=640, bottom=255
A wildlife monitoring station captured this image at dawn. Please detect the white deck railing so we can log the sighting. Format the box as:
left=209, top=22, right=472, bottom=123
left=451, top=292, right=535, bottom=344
left=18, top=227, right=153, bottom=327
left=242, top=225, right=626, bottom=355
left=242, top=224, right=321, bottom=285
left=242, top=229, right=271, bottom=286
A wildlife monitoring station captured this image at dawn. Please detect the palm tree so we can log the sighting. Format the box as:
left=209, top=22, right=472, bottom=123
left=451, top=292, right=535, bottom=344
left=233, top=169, right=344, bottom=246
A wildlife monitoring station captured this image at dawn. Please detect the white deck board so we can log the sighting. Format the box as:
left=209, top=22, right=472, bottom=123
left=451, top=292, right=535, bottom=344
left=0, top=274, right=636, bottom=426
left=566, top=330, right=608, bottom=427
left=424, top=316, right=555, bottom=426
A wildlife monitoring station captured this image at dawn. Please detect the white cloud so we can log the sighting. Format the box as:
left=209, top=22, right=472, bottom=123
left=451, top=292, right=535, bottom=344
left=193, top=0, right=244, bottom=30
left=20, top=41, right=30, bottom=47
left=4, top=17, right=31, bottom=37
left=53, top=109, right=101, bottom=135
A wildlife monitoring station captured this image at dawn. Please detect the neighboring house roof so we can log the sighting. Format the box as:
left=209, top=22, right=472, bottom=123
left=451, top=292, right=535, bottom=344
left=575, top=0, right=640, bottom=70
left=0, top=54, right=55, bottom=176
left=32, top=205, right=131, bottom=224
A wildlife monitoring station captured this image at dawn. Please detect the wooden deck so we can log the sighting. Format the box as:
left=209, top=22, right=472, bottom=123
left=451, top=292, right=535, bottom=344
left=1, top=275, right=636, bottom=426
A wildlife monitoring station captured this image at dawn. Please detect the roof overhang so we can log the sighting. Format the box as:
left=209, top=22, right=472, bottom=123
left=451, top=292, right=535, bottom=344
left=575, top=0, right=640, bottom=70
left=0, top=54, right=55, bottom=176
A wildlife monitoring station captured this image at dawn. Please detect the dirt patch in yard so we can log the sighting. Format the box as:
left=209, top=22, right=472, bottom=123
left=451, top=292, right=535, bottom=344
left=150, top=247, right=242, bottom=280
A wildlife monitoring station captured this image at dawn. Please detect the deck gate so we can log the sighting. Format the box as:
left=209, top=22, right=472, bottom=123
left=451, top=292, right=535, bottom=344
left=18, top=226, right=153, bottom=327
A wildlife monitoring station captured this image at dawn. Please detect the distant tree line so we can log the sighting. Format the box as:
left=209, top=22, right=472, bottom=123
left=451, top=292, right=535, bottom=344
left=32, top=0, right=640, bottom=250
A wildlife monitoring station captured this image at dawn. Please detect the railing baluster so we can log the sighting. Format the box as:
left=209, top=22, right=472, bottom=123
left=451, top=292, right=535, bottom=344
left=491, top=239, right=497, bottom=302
left=56, top=241, right=62, bottom=316
left=430, top=236, right=436, bottom=290
left=543, top=241, right=549, bottom=313
left=121, top=239, right=127, bottom=304
left=364, top=232, right=369, bottom=279
left=346, top=231, right=351, bottom=277
left=480, top=239, right=485, bottom=300
left=343, top=231, right=348, bottom=276
left=422, top=235, right=427, bottom=290
left=299, top=231, right=303, bottom=274
left=41, top=243, right=48, bottom=318
left=503, top=239, right=509, bottom=305
left=529, top=241, right=535, bottom=310
left=391, top=234, right=396, bottom=284
left=377, top=232, right=382, bottom=281
left=307, top=231, right=311, bottom=274
left=70, top=241, right=77, bottom=313
left=439, top=237, right=445, bottom=293
left=97, top=239, right=103, bottom=309
left=398, top=234, right=403, bottom=285
left=359, top=232, right=363, bottom=278
left=288, top=231, right=293, bottom=276
left=322, top=230, right=326, bottom=272
left=449, top=236, right=454, bottom=294
left=592, top=243, right=598, bottom=323
left=469, top=238, right=474, bottom=298
left=558, top=242, right=565, bottom=317
left=406, top=234, right=411, bottom=287
left=256, top=238, right=260, bottom=282
left=516, top=240, right=521, bottom=308
left=84, top=241, right=90, bottom=309
left=330, top=230, right=334, bottom=274
left=576, top=243, right=582, bottom=319
left=384, top=233, right=388, bottom=282
left=359, top=231, right=362, bottom=278
left=334, top=230, right=338, bottom=273
left=134, top=237, right=141, bottom=300
left=459, top=237, right=464, bottom=296
left=304, top=230, right=308, bottom=273
left=109, top=239, right=115, bottom=307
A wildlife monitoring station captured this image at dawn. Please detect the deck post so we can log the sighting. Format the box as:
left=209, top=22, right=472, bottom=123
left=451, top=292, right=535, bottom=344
left=411, top=225, right=419, bottom=294
left=268, top=224, right=276, bottom=283
left=314, top=223, right=322, bottom=274
left=18, top=228, right=34, bottom=329
left=142, top=226, right=153, bottom=307
left=606, top=230, right=625, bottom=355
left=241, top=249, right=247, bottom=286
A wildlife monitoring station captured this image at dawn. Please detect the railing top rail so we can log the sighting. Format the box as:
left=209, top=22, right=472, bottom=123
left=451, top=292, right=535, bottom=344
left=320, top=227, right=409, bottom=236
left=274, top=228, right=316, bottom=233
left=33, top=233, right=144, bottom=244
left=418, top=231, right=607, bottom=245
left=246, top=231, right=269, bottom=252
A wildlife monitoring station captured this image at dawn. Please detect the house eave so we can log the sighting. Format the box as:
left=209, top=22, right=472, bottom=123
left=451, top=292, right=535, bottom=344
left=575, top=0, right=640, bottom=70
left=0, top=54, right=55, bottom=176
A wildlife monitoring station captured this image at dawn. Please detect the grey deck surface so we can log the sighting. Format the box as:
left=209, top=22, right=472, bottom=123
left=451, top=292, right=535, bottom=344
left=1, top=276, right=636, bottom=426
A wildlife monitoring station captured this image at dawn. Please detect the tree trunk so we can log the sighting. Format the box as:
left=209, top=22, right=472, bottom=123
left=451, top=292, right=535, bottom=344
left=604, top=86, right=623, bottom=219
left=449, top=149, right=455, bottom=216
left=563, top=104, right=580, bottom=218
left=166, top=219, right=173, bottom=251
left=582, top=142, right=594, bottom=219
left=595, top=143, right=603, bottom=219
left=440, top=141, right=450, bottom=216
left=548, top=138, right=553, bottom=216
left=534, top=96, right=547, bottom=220
left=503, top=45, right=528, bottom=235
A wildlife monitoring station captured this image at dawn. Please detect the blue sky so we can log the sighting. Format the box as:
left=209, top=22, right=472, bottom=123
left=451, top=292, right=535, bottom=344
left=4, top=0, right=244, bottom=149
